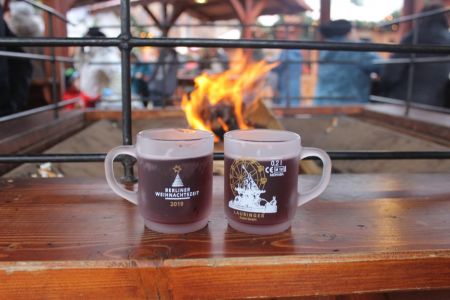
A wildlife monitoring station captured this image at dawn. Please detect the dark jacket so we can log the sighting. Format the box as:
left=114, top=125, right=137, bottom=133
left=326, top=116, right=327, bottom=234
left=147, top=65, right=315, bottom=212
left=0, top=5, right=33, bottom=117
left=381, top=15, right=450, bottom=108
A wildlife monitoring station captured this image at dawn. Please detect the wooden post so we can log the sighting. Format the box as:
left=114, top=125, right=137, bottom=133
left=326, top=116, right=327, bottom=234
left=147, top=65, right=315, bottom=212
left=229, top=0, right=268, bottom=39
left=40, top=0, right=75, bottom=102
left=3, top=0, right=10, bottom=12
left=320, top=0, right=331, bottom=24
left=142, top=2, right=186, bottom=37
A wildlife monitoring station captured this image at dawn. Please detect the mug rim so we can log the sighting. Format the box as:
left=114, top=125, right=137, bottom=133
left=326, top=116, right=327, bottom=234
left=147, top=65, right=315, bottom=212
left=137, top=128, right=214, bottom=142
left=224, top=129, right=301, bottom=144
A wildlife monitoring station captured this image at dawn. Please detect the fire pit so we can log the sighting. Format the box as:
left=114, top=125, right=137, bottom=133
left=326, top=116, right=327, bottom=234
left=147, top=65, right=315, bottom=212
left=181, top=50, right=278, bottom=141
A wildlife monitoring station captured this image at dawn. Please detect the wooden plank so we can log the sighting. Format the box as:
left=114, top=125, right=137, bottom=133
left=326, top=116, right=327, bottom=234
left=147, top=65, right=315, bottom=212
left=362, top=105, right=450, bottom=146
left=0, top=174, right=449, bottom=297
left=272, top=106, right=364, bottom=117
left=4, top=117, right=188, bottom=178
left=0, top=256, right=449, bottom=299
left=281, top=116, right=450, bottom=173
left=84, top=109, right=185, bottom=121
left=364, top=104, right=450, bottom=128
left=0, top=110, right=85, bottom=175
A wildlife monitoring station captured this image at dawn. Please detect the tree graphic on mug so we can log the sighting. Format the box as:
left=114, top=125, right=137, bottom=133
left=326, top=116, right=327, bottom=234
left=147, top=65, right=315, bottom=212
left=172, top=165, right=184, bottom=187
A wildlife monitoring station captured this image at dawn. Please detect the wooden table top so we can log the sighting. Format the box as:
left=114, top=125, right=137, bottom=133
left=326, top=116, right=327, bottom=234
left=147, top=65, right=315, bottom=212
left=1, top=174, right=449, bottom=299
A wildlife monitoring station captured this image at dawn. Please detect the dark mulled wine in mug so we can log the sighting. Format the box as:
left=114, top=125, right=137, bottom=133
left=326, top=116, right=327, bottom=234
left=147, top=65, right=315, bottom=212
left=224, top=129, right=332, bottom=235
left=105, top=128, right=214, bottom=234
left=224, top=156, right=298, bottom=226
left=138, top=155, right=213, bottom=225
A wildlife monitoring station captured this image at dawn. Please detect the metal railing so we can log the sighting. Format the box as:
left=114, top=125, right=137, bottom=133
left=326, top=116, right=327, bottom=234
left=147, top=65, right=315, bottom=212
left=0, top=1, right=449, bottom=181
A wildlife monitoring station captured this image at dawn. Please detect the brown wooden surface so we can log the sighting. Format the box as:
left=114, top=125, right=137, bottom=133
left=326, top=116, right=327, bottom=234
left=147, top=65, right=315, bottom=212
left=0, top=174, right=449, bottom=298
left=84, top=108, right=185, bottom=121
left=272, top=106, right=364, bottom=116
left=0, top=110, right=85, bottom=175
left=281, top=116, right=450, bottom=173
left=362, top=105, right=450, bottom=145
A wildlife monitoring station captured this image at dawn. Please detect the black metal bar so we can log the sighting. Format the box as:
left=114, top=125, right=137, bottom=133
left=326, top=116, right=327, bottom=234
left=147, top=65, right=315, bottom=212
left=0, top=50, right=75, bottom=62
left=97, top=22, right=318, bottom=29
left=380, top=6, right=450, bottom=27
left=373, top=56, right=450, bottom=65
left=0, top=154, right=107, bottom=163
left=21, top=0, right=75, bottom=25
left=0, top=99, right=79, bottom=123
left=120, top=1, right=132, bottom=147
left=0, top=38, right=449, bottom=54
left=2, top=50, right=448, bottom=66
left=327, top=151, right=450, bottom=160
left=405, top=19, right=420, bottom=117
left=119, top=0, right=135, bottom=183
left=128, top=38, right=450, bottom=54
left=370, top=95, right=450, bottom=114
left=48, top=13, right=59, bottom=120
left=1, top=151, right=450, bottom=163
left=0, top=38, right=120, bottom=47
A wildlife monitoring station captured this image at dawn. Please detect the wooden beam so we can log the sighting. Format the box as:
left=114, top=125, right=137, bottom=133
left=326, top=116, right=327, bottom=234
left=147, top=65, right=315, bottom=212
left=250, top=0, right=268, bottom=22
left=89, top=0, right=153, bottom=14
left=183, top=7, right=214, bottom=22
left=3, top=0, right=10, bottom=12
left=245, top=0, right=254, bottom=15
left=228, top=0, right=246, bottom=24
left=320, top=0, right=330, bottom=23
left=142, top=4, right=161, bottom=29
left=167, top=5, right=187, bottom=29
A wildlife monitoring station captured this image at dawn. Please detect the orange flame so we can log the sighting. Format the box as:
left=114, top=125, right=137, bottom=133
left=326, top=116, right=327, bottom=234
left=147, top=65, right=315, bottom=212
left=182, top=49, right=278, bottom=141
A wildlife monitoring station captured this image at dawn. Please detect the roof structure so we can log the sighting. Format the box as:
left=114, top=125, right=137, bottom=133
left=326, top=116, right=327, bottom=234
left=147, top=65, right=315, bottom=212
left=76, top=0, right=310, bottom=37
left=76, top=0, right=311, bottom=22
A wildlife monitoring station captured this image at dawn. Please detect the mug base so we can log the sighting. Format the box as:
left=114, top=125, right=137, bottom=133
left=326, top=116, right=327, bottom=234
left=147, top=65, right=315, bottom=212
left=227, top=219, right=291, bottom=235
left=144, top=218, right=208, bottom=234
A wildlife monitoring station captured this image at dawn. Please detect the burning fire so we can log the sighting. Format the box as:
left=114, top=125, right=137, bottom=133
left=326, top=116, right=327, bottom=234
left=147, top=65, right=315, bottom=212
left=182, top=49, right=278, bottom=142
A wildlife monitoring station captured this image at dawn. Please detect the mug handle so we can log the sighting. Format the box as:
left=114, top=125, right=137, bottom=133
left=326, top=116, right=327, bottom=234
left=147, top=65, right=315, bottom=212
left=297, top=147, right=332, bottom=207
left=104, top=145, right=138, bottom=205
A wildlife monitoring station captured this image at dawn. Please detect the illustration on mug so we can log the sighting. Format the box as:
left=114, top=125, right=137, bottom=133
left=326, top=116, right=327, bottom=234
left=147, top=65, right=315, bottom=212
left=154, top=164, right=200, bottom=201
left=228, top=159, right=277, bottom=213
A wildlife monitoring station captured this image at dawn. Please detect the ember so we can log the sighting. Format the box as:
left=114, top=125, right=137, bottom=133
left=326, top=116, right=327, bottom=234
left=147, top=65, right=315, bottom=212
left=182, top=50, right=278, bottom=142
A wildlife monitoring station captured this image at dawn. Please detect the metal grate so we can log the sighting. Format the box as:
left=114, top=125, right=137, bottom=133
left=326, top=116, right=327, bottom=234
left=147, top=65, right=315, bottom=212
left=0, top=0, right=449, bottom=181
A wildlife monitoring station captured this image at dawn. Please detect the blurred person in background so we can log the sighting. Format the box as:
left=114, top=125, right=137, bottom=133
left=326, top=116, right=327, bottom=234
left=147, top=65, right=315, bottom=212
left=75, top=27, right=121, bottom=108
left=147, top=48, right=179, bottom=107
left=0, top=3, right=33, bottom=116
left=6, top=1, right=45, bottom=81
left=314, top=19, right=380, bottom=105
left=272, top=25, right=303, bottom=107
left=381, top=4, right=450, bottom=108
left=198, top=48, right=228, bottom=74
left=131, top=50, right=153, bottom=108
left=62, top=68, right=80, bottom=110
